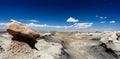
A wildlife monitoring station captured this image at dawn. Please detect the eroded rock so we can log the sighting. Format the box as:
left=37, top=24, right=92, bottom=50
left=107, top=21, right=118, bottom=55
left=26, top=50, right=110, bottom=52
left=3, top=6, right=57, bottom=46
left=0, top=20, right=63, bottom=59
left=7, top=20, right=39, bottom=39
left=100, top=32, right=120, bottom=58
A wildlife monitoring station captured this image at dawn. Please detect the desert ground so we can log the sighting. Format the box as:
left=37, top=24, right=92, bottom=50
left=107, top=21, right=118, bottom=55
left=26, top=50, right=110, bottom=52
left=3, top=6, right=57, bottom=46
left=0, top=20, right=120, bottom=59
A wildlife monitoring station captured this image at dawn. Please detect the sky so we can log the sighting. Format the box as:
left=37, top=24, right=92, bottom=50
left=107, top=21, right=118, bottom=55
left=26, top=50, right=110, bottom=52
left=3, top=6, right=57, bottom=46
left=0, top=0, right=120, bottom=31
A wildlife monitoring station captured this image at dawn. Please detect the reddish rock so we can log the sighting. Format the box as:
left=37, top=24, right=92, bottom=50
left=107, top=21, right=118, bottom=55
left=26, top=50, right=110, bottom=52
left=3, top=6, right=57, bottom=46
left=7, top=20, right=39, bottom=39
left=116, top=33, right=120, bottom=37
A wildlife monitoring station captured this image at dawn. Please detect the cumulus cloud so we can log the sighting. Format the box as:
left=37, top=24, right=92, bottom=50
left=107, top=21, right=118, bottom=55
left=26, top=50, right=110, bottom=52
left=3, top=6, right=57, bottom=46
left=96, top=15, right=99, bottom=17
left=72, top=23, right=93, bottom=28
left=26, top=23, right=68, bottom=29
left=96, top=15, right=107, bottom=19
left=100, top=21, right=106, bottom=23
left=27, top=20, right=39, bottom=22
left=18, top=19, right=39, bottom=23
left=26, top=23, right=47, bottom=27
left=0, top=22, right=9, bottom=29
left=0, top=20, right=93, bottom=30
left=0, top=22, right=93, bottom=30
left=67, top=17, right=79, bottom=22
left=26, top=22, right=93, bottom=29
left=0, top=23, right=9, bottom=26
left=109, top=21, right=115, bottom=23
left=99, top=16, right=107, bottom=19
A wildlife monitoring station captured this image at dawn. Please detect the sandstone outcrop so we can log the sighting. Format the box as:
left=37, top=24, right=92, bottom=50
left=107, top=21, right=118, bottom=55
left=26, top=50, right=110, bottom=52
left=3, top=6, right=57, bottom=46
left=7, top=20, right=39, bottom=49
left=0, top=20, right=62, bottom=59
left=7, top=20, right=39, bottom=39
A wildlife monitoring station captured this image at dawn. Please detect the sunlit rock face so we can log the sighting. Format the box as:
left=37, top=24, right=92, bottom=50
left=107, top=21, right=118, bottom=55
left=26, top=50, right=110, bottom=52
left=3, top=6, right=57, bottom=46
left=100, top=32, right=120, bottom=58
left=100, top=32, right=118, bottom=44
left=7, top=20, right=39, bottom=39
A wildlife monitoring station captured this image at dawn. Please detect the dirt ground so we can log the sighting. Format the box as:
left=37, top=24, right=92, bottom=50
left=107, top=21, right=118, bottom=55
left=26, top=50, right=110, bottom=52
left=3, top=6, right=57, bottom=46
left=0, top=31, right=119, bottom=59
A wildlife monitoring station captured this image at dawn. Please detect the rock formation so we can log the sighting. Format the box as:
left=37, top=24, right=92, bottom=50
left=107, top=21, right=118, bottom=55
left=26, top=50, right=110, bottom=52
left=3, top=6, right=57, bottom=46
left=0, top=20, right=62, bottom=59
left=0, top=20, right=39, bottom=59
left=100, top=32, right=120, bottom=58
left=2, top=20, right=119, bottom=59
left=7, top=20, right=39, bottom=49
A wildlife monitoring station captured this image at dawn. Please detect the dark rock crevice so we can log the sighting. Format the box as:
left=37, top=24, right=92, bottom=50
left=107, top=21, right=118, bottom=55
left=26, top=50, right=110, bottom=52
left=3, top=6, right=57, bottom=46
left=0, top=46, right=4, bottom=53
left=12, top=35, right=38, bottom=50
left=100, top=43, right=118, bottom=58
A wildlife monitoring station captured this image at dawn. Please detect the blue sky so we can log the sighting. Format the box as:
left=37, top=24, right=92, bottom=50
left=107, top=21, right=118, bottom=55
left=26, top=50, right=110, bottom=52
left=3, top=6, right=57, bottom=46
left=0, top=0, right=120, bottom=31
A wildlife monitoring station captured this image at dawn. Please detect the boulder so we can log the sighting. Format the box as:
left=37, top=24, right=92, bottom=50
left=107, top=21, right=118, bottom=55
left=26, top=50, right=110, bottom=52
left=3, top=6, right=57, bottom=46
left=7, top=20, right=39, bottom=39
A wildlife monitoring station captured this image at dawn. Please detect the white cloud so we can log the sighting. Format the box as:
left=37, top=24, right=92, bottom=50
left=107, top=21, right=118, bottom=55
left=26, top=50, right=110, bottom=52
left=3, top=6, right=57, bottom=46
left=0, top=22, right=9, bottom=29
left=28, top=20, right=39, bottom=22
left=26, top=23, right=68, bottom=29
left=99, top=16, right=107, bottom=19
left=67, top=17, right=79, bottom=22
left=26, top=22, right=93, bottom=29
left=96, top=15, right=98, bottom=17
left=0, top=23, right=9, bottom=26
left=0, top=21, right=93, bottom=29
left=0, top=21, right=93, bottom=30
left=26, top=23, right=47, bottom=27
left=110, top=21, right=115, bottom=23
left=72, top=23, right=93, bottom=28
left=96, top=15, right=107, bottom=19
left=18, top=19, right=39, bottom=22
left=104, top=17, right=107, bottom=19
left=100, top=21, right=106, bottom=23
